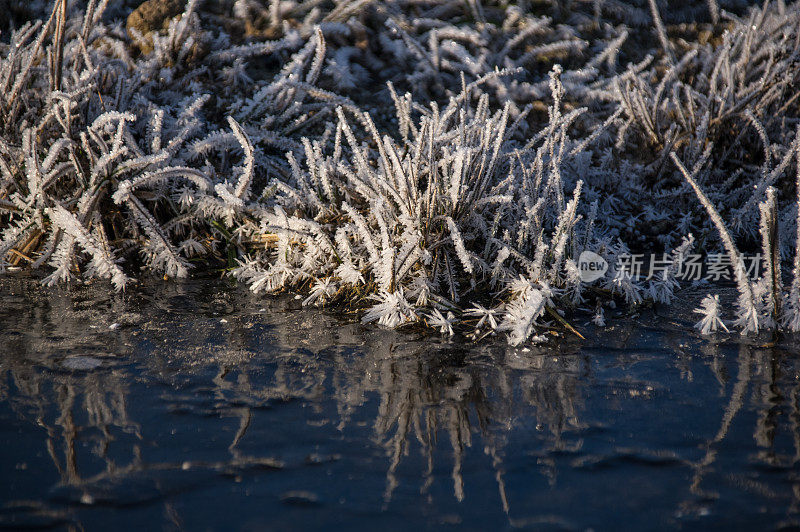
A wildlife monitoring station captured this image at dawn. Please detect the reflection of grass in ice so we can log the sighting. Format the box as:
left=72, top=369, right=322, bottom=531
left=0, top=281, right=588, bottom=520
left=4, top=279, right=800, bottom=522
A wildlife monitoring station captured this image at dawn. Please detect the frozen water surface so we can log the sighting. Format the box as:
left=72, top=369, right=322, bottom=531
left=1, top=276, right=799, bottom=530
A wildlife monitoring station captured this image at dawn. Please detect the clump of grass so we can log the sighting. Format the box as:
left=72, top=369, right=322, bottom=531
left=230, top=67, right=617, bottom=345
left=2, top=0, right=800, bottom=341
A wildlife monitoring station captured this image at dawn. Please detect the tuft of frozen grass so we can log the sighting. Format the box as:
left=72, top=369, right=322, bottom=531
left=227, top=64, right=613, bottom=345
left=0, top=0, right=338, bottom=286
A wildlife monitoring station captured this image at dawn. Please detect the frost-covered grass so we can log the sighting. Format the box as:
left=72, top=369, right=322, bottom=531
left=1, top=0, right=800, bottom=343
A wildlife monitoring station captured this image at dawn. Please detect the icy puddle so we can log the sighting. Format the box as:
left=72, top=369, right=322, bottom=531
left=1, top=277, right=799, bottom=530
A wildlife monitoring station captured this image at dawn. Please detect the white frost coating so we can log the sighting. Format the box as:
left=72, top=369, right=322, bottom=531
left=694, top=294, right=729, bottom=335
left=0, top=0, right=799, bottom=340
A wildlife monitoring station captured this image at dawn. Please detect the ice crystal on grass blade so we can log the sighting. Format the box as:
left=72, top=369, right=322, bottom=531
left=607, top=269, right=643, bottom=306
left=303, top=277, right=338, bottom=307
left=427, top=309, right=456, bottom=336
left=46, top=205, right=131, bottom=291
left=592, top=306, right=606, bottom=327
left=648, top=235, right=694, bottom=305
left=362, top=290, right=418, bottom=329
left=694, top=294, right=729, bottom=335
left=465, top=303, right=500, bottom=332
left=498, top=288, right=546, bottom=347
